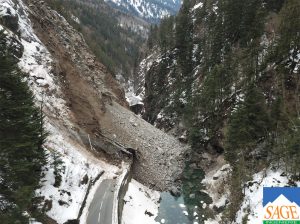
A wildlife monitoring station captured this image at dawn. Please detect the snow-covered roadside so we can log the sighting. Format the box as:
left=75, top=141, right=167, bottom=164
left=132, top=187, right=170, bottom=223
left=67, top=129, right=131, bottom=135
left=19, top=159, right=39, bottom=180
left=122, top=179, right=160, bottom=224
left=235, top=168, right=300, bottom=223
left=37, top=122, right=119, bottom=223
left=79, top=170, right=118, bottom=224
left=112, top=162, right=131, bottom=224
left=1, top=0, right=120, bottom=223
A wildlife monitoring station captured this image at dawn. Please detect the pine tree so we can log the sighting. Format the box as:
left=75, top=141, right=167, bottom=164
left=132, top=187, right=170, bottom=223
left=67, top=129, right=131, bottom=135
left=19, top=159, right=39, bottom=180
left=0, top=30, right=46, bottom=222
left=225, top=84, right=270, bottom=164
left=175, top=0, right=194, bottom=87
left=158, top=16, right=175, bottom=52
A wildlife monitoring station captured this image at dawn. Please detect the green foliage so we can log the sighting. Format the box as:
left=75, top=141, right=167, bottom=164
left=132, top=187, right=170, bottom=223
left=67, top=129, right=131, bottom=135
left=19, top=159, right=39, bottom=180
left=45, top=0, right=145, bottom=79
left=225, top=85, right=271, bottom=163
left=270, top=117, right=300, bottom=176
left=143, top=0, right=300, bottom=221
left=143, top=52, right=174, bottom=124
left=223, top=85, right=271, bottom=219
left=0, top=30, right=46, bottom=222
left=144, top=0, right=300, bottom=176
left=158, top=16, right=175, bottom=52
left=223, top=0, right=266, bottom=47
left=147, top=16, right=175, bottom=51
left=264, top=0, right=285, bottom=12
left=147, top=25, right=159, bottom=49
left=277, top=0, right=300, bottom=71
left=176, top=0, right=194, bottom=80
left=52, top=152, right=64, bottom=188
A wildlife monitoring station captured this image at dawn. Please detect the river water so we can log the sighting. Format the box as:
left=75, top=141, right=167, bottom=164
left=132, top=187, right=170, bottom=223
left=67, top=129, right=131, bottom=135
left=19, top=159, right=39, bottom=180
left=155, top=160, right=212, bottom=224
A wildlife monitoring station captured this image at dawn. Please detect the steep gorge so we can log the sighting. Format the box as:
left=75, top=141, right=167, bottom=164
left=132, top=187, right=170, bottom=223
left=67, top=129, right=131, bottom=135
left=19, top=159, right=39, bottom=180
left=1, top=0, right=300, bottom=223
left=136, top=0, right=300, bottom=222
left=0, top=0, right=187, bottom=223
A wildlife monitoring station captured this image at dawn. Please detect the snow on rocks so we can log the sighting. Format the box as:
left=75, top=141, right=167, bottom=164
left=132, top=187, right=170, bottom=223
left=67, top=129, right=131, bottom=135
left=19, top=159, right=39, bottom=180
left=122, top=179, right=160, bottom=224
left=0, top=0, right=17, bottom=17
left=192, top=2, right=203, bottom=11
left=37, top=122, right=118, bottom=223
left=123, top=79, right=144, bottom=107
left=112, top=163, right=131, bottom=224
left=201, top=155, right=300, bottom=224
left=234, top=168, right=300, bottom=223
left=104, top=0, right=181, bottom=22
left=126, top=91, right=144, bottom=107
left=135, top=49, right=161, bottom=97
left=200, top=155, right=231, bottom=224
left=1, top=0, right=120, bottom=222
left=290, top=49, right=300, bottom=73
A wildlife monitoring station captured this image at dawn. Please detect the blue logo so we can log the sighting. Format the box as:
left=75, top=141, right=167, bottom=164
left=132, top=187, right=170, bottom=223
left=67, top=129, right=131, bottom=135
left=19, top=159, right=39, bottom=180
left=263, top=187, right=300, bottom=224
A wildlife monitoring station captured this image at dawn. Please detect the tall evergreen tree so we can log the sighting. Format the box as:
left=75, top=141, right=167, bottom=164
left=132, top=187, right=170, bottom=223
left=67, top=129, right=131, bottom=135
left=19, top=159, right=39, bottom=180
left=225, top=84, right=270, bottom=164
left=0, top=30, right=46, bottom=223
left=175, top=0, right=194, bottom=89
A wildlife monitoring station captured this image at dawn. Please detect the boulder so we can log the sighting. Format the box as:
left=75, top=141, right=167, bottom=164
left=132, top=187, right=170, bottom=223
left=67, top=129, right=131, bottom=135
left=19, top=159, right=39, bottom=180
left=169, top=186, right=181, bottom=197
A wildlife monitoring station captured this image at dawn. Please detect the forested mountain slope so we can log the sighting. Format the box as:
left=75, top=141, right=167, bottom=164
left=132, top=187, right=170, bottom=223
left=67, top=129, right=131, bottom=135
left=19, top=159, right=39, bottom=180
left=137, top=0, right=300, bottom=221
left=0, top=30, right=46, bottom=223
left=1, top=0, right=299, bottom=223
left=105, top=0, right=182, bottom=23
left=45, top=0, right=149, bottom=81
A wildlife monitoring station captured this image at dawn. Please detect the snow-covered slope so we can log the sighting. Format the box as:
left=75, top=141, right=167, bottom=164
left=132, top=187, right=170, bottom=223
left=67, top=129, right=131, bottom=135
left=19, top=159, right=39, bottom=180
left=235, top=168, right=300, bottom=223
left=122, top=179, right=160, bottom=224
left=104, top=0, right=182, bottom=23
left=1, top=0, right=120, bottom=222
left=1, top=0, right=189, bottom=222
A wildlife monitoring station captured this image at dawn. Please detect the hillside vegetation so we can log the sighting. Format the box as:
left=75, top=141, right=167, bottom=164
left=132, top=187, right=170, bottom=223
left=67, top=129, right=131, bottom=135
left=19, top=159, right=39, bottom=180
left=46, top=0, right=148, bottom=80
left=138, top=0, right=300, bottom=220
left=0, top=31, right=46, bottom=223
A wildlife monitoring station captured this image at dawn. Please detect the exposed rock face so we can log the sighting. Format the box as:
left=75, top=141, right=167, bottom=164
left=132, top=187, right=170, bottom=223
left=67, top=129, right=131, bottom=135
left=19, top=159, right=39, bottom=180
left=0, top=7, right=19, bottom=32
left=25, top=0, right=126, bottom=102
left=1, top=0, right=188, bottom=222
left=23, top=0, right=128, bottom=159
left=21, top=0, right=189, bottom=190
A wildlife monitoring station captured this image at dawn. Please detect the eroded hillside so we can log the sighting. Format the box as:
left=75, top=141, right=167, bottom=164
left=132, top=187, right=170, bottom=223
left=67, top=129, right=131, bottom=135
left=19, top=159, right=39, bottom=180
left=0, top=0, right=188, bottom=222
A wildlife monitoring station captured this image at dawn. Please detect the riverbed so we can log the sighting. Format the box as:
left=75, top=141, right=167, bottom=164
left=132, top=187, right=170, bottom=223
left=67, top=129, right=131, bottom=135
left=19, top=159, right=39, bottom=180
left=155, top=160, right=212, bottom=224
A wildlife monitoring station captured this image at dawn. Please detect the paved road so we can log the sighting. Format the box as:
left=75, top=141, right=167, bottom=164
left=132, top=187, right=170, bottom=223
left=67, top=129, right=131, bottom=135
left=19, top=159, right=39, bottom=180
left=87, top=179, right=116, bottom=224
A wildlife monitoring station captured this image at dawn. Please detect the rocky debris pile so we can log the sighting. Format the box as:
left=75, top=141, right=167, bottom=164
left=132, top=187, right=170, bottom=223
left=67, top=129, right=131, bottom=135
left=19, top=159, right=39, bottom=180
left=20, top=0, right=189, bottom=191
left=1, top=0, right=121, bottom=223
left=2, top=0, right=189, bottom=204
left=100, top=102, right=190, bottom=191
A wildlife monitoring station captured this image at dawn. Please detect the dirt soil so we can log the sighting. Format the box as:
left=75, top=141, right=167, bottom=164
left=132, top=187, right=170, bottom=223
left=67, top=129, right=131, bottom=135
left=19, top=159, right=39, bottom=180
left=25, top=0, right=189, bottom=190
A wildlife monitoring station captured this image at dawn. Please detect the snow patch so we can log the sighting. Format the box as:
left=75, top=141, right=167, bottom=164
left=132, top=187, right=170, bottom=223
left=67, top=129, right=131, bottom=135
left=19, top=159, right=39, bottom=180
left=192, top=2, right=203, bottom=11
left=202, top=161, right=231, bottom=224
left=126, top=91, right=144, bottom=106
left=1, top=0, right=120, bottom=223
left=122, top=179, right=160, bottom=224
left=235, top=168, right=300, bottom=223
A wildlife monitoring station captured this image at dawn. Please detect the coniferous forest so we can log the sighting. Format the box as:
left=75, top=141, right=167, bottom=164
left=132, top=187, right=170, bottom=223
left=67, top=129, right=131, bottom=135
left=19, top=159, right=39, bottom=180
left=0, top=31, right=46, bottom=223
left=44, top=0, right=146, bottom=80
left=0, top=0, right=299, bottom=223
left=143, top=0, right=300, bottom=219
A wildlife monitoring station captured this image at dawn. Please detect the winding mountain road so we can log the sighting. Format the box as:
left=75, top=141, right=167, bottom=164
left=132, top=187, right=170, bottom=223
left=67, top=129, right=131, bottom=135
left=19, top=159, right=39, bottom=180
left=87, top=179, right=116, bottom=224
